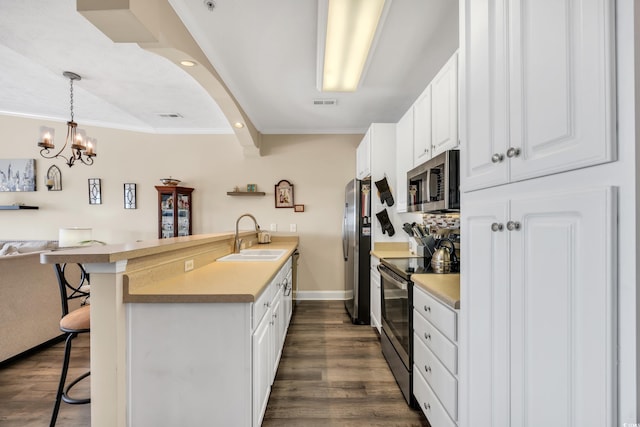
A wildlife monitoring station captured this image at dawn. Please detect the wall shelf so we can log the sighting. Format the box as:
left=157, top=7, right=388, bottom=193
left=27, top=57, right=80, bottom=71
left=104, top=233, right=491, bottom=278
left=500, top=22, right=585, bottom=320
left=226, top=192, right=266, bottom=196
left=0, top=205, right=39, bottom=210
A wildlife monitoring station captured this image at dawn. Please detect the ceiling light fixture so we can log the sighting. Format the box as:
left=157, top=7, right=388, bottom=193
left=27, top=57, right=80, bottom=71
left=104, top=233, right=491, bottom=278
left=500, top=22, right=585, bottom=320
left=180, top=60, right=196, bottom=67
left=233, top=122, right=245, bottom=129
left=319, top=0, right=387, bottom=92
left=37, top=72, right=96, bottom=167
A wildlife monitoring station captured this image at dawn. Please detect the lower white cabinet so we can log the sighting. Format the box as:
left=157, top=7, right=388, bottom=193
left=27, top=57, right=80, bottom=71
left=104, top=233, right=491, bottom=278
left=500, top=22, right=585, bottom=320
left=460, top=187, right=617, bottom=427
left=128, top=257, right=293, bottom=427
left=370, top=257, right=381, bottom=333
left=413, top=285, right=458, bottom=425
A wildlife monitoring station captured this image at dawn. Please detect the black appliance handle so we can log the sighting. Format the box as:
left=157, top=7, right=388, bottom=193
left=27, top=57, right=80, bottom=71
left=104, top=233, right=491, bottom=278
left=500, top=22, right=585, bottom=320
left=377, top=264, right=409, bottom=288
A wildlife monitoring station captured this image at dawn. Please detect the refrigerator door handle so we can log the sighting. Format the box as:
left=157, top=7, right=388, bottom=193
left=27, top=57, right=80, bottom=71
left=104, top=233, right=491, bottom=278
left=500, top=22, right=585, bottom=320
left=342, top=202, right=348, bottom=261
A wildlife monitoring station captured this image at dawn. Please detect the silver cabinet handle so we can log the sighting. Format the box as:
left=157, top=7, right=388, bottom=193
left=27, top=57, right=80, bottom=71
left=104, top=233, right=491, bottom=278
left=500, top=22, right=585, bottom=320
left=265, top=301, right=271, bottom=308
left=424, top=305, right=431, bottom=313
left=424, top=365, right=431, bottom=374
left=491, top=222, right=504, bottom=232
left=424, top=332, right=431, bottom=340
left=424, top=402, right=431, bottom=411
left=506, top=221, right=521, bottom=231
left=506, top=147, right=521, bottom=158
left=491, top=153, right=504, bottom=163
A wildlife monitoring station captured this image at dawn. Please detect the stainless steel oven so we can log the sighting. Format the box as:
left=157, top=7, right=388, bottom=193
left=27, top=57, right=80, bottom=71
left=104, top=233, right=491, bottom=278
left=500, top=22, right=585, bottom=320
left=378, top=257, right=430, bottom=406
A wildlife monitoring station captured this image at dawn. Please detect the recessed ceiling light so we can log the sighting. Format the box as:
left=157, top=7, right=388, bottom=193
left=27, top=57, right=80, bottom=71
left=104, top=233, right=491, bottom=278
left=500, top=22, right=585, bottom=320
left=233, top=122, right=245, bottom=129
left=180, top=60, right=196, bottom=67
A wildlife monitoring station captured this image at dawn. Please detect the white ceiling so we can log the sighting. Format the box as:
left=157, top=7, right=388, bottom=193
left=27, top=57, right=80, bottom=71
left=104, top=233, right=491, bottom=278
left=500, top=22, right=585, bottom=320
left=0, top=0, right=458, bottom=136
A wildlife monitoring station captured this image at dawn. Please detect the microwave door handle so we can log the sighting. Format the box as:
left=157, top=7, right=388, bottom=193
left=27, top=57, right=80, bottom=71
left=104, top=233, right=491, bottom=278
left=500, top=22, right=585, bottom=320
left=425, top=170, right=431, bottom=203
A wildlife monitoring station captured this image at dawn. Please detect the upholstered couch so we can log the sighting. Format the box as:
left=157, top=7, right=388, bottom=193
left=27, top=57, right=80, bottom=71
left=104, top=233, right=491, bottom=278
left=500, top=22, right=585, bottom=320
left=0, top=240, right=65, bottom=363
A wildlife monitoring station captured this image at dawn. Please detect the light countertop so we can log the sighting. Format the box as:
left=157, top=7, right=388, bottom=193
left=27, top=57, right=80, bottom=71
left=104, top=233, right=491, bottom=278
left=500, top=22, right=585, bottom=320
left=412, top=273, right=460, bottom=309
left=123, top=241, right=298, bottom=303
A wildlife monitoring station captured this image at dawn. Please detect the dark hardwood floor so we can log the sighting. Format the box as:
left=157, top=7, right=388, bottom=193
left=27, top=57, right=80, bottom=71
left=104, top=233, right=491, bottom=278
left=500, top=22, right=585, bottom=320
left=0, top=334, right=91, bottom=427
left=263, top=301, right=428, bottom=426
left=0, top=301, right=427, bottom=426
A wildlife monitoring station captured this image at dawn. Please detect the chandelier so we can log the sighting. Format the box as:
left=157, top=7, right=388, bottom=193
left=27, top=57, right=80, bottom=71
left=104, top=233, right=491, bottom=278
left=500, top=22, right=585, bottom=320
left=37, top=71, right=96, bottom=167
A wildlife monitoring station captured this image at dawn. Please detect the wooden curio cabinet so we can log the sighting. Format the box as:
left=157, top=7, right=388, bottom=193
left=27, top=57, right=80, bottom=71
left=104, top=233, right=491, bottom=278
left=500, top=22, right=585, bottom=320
left=155, top=186, right=193, bottom=239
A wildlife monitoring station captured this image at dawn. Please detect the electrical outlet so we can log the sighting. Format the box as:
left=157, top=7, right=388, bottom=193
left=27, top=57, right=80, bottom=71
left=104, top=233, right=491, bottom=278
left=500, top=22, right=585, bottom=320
left=270, top=223, right=277, bottom=231
left=184, top=259, right=194, bottom=272
left=290, top=224, right=297, bottom=232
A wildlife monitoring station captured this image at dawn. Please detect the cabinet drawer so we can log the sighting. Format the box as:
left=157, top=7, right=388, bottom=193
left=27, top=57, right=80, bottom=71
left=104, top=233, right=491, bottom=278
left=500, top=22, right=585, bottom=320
left=413, top=286, right=457, bottom=341
left=414, top=333, right=457, bottom=420
left=413, top=366, right=457, bottom=427
left=413, top=309, right=457, bottom=374
left=252, top=280, right=275, bottom=330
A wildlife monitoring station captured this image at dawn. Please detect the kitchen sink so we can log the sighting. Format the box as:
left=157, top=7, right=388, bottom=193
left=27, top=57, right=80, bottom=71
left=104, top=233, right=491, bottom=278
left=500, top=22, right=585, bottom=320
left=216, top=249, right=287, bottom=262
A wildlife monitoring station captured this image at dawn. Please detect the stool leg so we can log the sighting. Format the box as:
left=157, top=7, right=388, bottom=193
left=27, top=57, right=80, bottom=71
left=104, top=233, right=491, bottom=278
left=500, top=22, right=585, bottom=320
left=50, top=332, right=76, bottom=427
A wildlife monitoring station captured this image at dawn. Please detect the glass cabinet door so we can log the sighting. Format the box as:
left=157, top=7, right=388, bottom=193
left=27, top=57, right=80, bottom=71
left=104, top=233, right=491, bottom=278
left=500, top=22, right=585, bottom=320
left=156, top=186, right=193, bottom=238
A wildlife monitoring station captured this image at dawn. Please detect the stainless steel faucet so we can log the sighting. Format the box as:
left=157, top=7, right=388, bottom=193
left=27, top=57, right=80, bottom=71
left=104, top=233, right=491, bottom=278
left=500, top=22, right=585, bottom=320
left=234, top=213, right=261, bottom=253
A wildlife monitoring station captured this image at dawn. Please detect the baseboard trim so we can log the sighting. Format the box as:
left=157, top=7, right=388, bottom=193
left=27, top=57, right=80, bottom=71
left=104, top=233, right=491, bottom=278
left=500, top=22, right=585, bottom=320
left=295, top=290, right=347, bottom=301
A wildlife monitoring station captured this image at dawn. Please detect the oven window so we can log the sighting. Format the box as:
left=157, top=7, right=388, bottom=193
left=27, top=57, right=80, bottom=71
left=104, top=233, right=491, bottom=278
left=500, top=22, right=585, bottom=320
left=381, top=276, right=410, bottom=357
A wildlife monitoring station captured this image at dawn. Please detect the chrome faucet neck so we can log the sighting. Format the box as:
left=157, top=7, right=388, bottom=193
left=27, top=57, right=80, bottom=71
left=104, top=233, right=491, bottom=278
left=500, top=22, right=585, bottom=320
left=234, top=213, right=261, bottom=253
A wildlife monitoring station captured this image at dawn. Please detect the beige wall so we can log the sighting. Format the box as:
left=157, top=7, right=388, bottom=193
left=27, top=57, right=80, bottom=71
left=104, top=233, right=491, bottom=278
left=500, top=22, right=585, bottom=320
left=0, top=115, right=361, bottom=293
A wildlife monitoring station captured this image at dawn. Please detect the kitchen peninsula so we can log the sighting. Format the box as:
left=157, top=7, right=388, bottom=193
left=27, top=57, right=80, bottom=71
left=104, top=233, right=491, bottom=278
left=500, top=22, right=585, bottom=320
left=41, top=232, right=299, bottom=427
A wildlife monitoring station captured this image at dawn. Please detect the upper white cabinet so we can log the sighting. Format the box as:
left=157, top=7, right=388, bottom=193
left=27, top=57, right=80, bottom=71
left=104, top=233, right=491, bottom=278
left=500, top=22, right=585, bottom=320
left=394, top=51, right=458, bottom=213
left=430, top=53, right=459, bottom=157
left=413, top=85, right=432, bottom=167
left=356, top=130, right=371, bottom=179
left=460, top=187, right=616, bottom=427
left=461, top=0, right=616, bottom=192
left=395, top=108, right=414, bottom=213
left=366, top=123, right=404, bottom=243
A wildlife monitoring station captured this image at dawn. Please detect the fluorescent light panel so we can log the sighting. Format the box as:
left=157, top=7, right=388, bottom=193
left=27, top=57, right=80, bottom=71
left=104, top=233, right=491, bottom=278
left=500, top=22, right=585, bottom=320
left=322, top=0, right=385, bottom=92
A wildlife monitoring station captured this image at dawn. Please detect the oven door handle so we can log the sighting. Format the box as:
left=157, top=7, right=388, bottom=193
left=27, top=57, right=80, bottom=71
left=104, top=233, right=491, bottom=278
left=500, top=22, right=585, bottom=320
left=377, top=265, right=409, bottom=288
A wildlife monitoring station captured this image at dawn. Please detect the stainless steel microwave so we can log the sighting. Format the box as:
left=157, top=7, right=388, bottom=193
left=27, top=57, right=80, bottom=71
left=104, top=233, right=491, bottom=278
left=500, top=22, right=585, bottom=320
left=406, top=150, right=460, bottom=213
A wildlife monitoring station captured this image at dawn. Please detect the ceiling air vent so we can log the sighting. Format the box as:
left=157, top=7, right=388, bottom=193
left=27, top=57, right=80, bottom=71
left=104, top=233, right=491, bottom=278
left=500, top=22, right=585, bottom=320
left=313, top=99, right=337, bottom=106
left=157, top=113, right=183, bottom=118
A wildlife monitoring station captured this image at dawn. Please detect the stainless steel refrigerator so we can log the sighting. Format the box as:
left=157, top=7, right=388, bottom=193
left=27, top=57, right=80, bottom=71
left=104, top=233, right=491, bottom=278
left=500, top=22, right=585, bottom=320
left=343, top=178, right=371, bottom=325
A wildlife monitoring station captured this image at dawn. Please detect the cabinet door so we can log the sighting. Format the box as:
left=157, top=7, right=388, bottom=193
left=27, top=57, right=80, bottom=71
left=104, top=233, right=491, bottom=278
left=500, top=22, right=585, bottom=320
left=508, top=0, right=615, bottom=182
left=271, top=292, right=283, bottom=381
left=413, top=86, right=432, bottom=167
left=395, top=107, right=414, bottom=212
left=460, top=198, right=510, bottom=427
left=431, top=53, right=459, bottom=156
left=370, top=267, right=381, bottom=333
left=356, top=130, right=371, bottom=179
left=460, top=0, right=510, bottom=192
left=252, top=314, right=271, bottom=427
left=509, top=187, right=616, bottom=427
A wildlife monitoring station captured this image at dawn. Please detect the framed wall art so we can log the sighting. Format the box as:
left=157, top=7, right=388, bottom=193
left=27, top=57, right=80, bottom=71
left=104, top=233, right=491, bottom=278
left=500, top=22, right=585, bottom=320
left=124, top=183, right=136, bottom=209
left=88, top=178, right=102, bottom=205
left=294, top=204, right=305, bottom=212
left=0, top=159, right=36, bottom=192
left=275, top=179, right=294, bottom=208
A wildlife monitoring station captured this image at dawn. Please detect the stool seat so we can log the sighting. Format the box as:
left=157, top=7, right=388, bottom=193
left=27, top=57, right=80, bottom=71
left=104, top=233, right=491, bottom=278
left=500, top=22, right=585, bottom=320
left=60, top=305, right=90, bottom=332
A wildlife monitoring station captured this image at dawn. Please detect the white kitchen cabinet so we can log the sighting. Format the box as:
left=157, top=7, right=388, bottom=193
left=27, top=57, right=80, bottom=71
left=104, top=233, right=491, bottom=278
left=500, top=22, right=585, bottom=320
left=370, top=256, right=381, bottom=333
left=460, top=187, right=616, bottom=427
left=461, top=0, right=616, bottom=192
left=252, top=305, right=272, bottom=427
left=430, top=53, right=458, bottom=157
left=366, top=123, right=404, bottom=244
left=395, top=107, right=414, bottom=213
left=413, top=284, right=459, bottom=424
left=413, top=85, right=432, bottom=167
left=356, top=130, right=371, bottom=179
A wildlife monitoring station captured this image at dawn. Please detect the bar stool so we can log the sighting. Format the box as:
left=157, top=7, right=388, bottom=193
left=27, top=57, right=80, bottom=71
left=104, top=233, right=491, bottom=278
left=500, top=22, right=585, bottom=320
left=50, top=263, right=91, bottom=427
